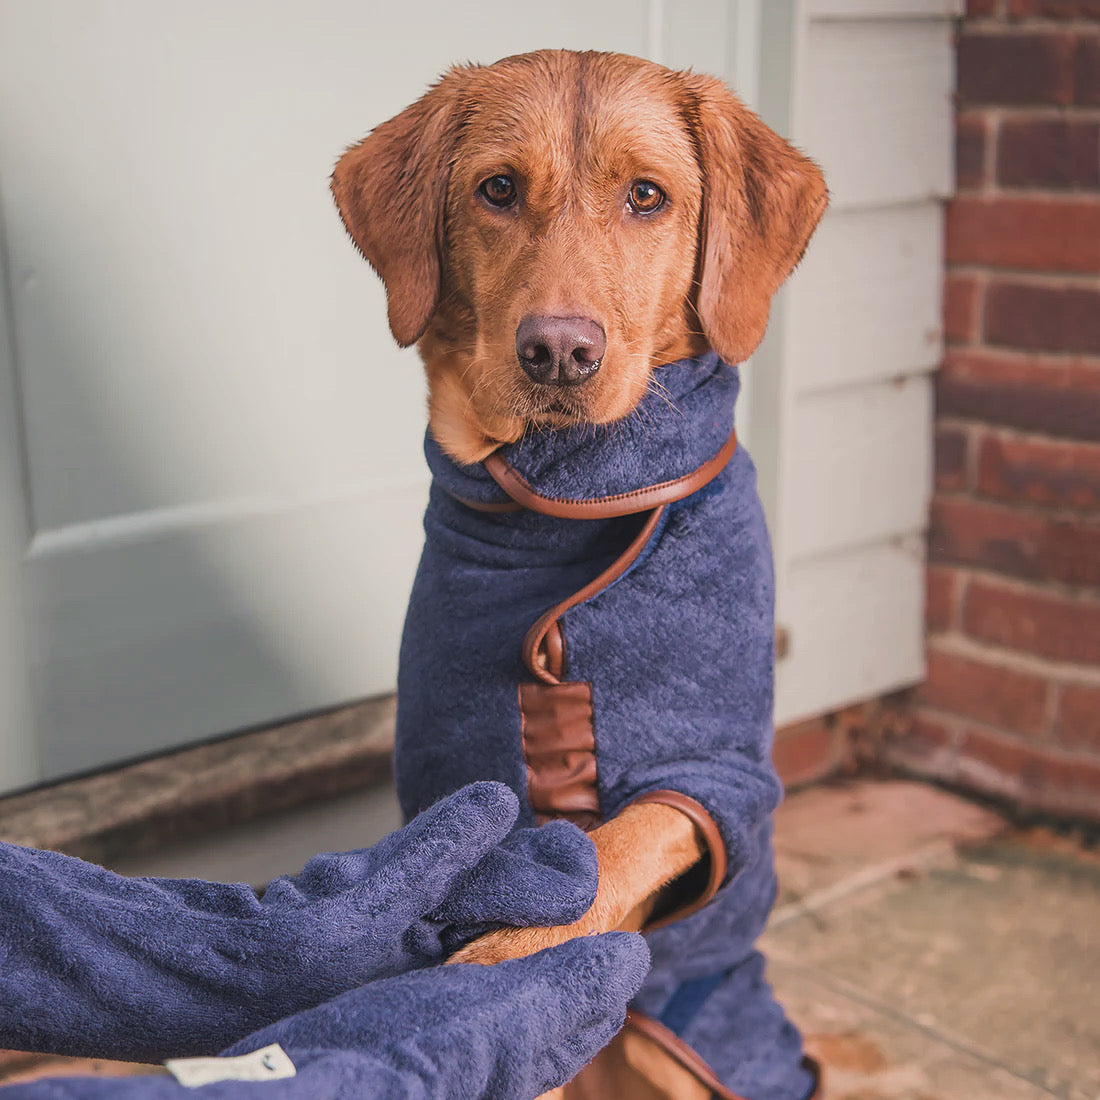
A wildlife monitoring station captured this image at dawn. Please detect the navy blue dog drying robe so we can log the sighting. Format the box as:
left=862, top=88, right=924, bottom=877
left=396, top=352, right=816, bottom=1100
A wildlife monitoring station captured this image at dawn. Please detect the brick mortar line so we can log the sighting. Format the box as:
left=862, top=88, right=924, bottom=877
left=983, top=108, right=1001, bottom=188
left=906, top=705, right=967, bottom=743
left=973, top=268, right=990, bottom=346
left=958, top=21, right=1100, bottom=35
left=952, top=567, right=971, bottom=632
left=939, top=342, right=1100, bottom=365
left=1045, top=675, right=1063, bottom=742
left=932, top=484, right=1100, bottom=525
left=955, top=184, right=1100, bottom=200
left=959, top=191, right=1100, bottom=204
left=961, top=421, right=982, bottom=492
left=914, top=705, right=1041, bottom=750
left=942, top=263, right=1100, bottom=283
left=914, top=701, right=1100, bottom=763
left=927, top=632, right=1100, bottom=687
left=914, top=698, right=1063, bottom=754
left=954, top=187, right=1100, bottom=202
left=928, top=556, right=1100, bottom=614
left=934, top=483, right=1100, bottom=517
left=935, top=413, right=1100, bottom=449
left=948, top=195, right=1100, bottom=210
left=957, top=104, right=1100, bottom=121
left=951, top=190, right=1100, bottom=204
left=927, top=559, right=1100, bottom=609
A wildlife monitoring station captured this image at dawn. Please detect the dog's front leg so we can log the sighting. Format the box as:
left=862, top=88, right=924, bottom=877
left=447, top=801, right=706, bottom=966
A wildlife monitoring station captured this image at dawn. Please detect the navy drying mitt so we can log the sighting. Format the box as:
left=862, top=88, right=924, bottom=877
left=0, top=782, right=597, bottom=1061
left=4, top=934, right=650, bottom=1100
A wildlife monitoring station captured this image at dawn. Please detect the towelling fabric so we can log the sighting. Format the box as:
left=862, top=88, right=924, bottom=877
left=396, top=351, right=815, bottom=1100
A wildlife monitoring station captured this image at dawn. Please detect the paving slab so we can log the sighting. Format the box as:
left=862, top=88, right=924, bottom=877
left=772, top=779, right=1007, bottom=910
left=767, top=781, right=1100, bottom=1100
left=767, top=956, right=1050, bottom=1100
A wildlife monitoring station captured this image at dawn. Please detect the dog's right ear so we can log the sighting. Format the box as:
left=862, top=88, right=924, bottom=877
left=684, top=74, right=828, bottom=365
left=331, top=71, right=467, bottom=347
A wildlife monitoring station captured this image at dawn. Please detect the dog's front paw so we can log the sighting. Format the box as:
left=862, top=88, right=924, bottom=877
left=448, top=922, right=582, bottom=966
left=448, top=865, right=656, bottom=966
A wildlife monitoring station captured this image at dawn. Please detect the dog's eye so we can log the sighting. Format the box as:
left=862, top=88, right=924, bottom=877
left=628, top=180, right=665, bottom=215
left=479, top=175, right=518, bottom=208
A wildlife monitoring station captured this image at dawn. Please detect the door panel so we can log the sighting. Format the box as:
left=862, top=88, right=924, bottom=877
left=0, top=234, right=36, bottom=792
left=26, top=483, right=426, bottom=778
left=0, top=1, right=660, bottom=790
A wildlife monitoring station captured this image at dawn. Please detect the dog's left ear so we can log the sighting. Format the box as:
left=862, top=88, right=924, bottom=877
left=331, top=69, right=468, bottom=347
left=684, top=75, right=828, bottom=365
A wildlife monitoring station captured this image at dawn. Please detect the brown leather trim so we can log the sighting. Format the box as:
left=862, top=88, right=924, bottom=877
left=523, top=506, right=666, bottom=685
left=484, top=428, right=738, bottom=518
left=627, top=791, right=728, bottom=929
left=519, top=681, right=601, bottom=828
left=449, top=495, right=524, bottom=514
left=618, top=1015, right=823, bottom=1100
left=622, top=1012, right=748, bottom=1100
left=543, top=621, right=566, bottom=681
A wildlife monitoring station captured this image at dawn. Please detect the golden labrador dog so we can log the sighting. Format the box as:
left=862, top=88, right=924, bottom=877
left=332, top=49, right=826, bottom=1099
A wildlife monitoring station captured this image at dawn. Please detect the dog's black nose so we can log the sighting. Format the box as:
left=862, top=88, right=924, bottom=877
left=516, top=316, right=606, bottom=386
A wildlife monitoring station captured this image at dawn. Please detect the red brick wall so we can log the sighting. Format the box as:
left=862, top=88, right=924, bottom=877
left=888, top=0, right=1100, bottom=821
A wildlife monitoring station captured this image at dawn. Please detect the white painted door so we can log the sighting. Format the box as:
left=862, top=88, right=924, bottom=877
left=0, top=0, right=741, bottom=794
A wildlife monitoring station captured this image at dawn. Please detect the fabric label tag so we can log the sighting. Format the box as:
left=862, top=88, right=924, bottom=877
left=165, top=1044, right=296, bottom=1087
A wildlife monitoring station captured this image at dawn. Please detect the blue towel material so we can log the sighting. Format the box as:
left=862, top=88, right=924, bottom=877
left=3, top=934, right=651, bottom=1100
left=0, top=782, right=597, bottom=1062
left=395, top=352, right=814, bottom=1100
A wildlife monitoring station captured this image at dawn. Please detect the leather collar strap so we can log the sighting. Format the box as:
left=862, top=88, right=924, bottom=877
left=472, top=427, right=738, bottom=518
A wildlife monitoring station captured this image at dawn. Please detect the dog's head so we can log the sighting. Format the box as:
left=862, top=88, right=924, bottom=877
left=332, top=50, right=827, bottom=463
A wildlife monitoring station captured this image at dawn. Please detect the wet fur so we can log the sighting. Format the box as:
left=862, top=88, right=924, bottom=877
left=332, top=50, right=826, bottom=462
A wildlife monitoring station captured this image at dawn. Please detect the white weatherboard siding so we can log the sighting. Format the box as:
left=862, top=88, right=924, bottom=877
left=806, top=0, right=965, bottom=21
left=802, top=18, right=955, bottom=210
left=779, top=537, right=927, bottom=723
left=783, top=377, right=934, bottom=561
left=760, top=1, right=958, bottom=726
left=790, top=204, right=946, bottom=394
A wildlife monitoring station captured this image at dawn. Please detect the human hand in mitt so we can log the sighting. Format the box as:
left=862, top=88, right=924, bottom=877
left=5, top=935, right=649, bottom=1100
left=0, top=782, right=597, bottom=1061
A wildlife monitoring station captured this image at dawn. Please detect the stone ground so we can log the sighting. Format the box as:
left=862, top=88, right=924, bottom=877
left=1, top=778, right=1097, bottom=1097
left=765, top=781, right=1099, bottom=1100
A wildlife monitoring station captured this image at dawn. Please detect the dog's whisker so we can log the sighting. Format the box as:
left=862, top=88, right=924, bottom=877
left=644, top=376, right=683, bottom=418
